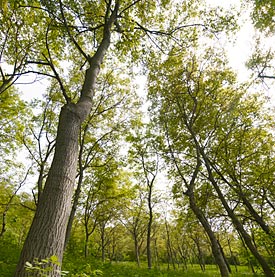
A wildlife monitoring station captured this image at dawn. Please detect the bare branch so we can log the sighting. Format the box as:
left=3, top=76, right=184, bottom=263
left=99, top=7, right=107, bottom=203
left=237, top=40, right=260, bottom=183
left=258, top=74, right=275, bottom=80
left=135, top=21, right=207, bottom=36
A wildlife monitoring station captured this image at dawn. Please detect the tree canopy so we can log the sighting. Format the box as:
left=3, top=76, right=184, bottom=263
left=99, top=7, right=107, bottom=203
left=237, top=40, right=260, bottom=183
left=1, top=1, right=275, bottom=277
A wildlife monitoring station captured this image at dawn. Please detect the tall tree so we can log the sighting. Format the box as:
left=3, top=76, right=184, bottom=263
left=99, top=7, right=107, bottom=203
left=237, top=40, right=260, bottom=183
left=127, top=126, right=160, bottom=269
left=148, top=46, right=275, bottom=276
left=64, top=67, right=136, bottom=248
left=0, top=0, right=239, bottom=275
left=120, top=188, right=148, bottom=267
left=12, top=1, right=173, bottom=275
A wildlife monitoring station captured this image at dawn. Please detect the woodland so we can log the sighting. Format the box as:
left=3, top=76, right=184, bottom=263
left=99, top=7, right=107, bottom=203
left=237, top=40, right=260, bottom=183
left=1, top=0, right=275, bottom=276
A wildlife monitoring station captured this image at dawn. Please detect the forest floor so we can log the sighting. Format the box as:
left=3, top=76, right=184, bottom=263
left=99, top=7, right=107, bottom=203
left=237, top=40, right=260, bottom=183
left=62, top=259, right=265, bottom=277
left=0, top=242, right=265, bottom=277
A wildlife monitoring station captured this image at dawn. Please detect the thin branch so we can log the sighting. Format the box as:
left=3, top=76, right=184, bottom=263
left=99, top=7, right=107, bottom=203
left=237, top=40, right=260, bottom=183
left=0, top=167, right=32, bottom=237
left=20, top=203, right=36, bottom=212
left=118, top=0, right=142, bottom=16
left=258, top=74, right=275, bottom=80
left=6, top=70, right=55, bottom=79
left=135, top=21, right=207, bottom=36
left=58, top=0, right=89, bottom=61
left=44, top=21, right=70, bottom=103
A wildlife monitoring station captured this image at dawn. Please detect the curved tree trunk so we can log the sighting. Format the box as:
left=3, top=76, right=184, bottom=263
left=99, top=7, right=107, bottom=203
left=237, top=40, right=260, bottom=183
left=168, top=135, right=230, bottom=276
left=199, top=146, right=275, bottom=277
left=213, top=180, right=274, bottom=277
left=186, top=119, right=275, bottom=277
left=189, top=193, right=230, bottom=277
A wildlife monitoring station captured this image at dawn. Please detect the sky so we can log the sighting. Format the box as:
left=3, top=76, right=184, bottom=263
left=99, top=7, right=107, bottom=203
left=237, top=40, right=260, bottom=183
left=15, top=0, right=271, bottom=100
left=11, top=0, right=275, bottom=192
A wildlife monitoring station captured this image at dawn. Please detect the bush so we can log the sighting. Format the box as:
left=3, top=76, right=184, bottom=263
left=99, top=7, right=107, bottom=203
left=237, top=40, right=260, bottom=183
left=0, top=239, right=21, bottom=277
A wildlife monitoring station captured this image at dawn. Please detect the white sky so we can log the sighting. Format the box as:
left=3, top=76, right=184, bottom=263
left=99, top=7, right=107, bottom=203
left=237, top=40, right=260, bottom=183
left=12, top=0, right=275, bottom=192
left=16, top=0, right=270, bottom=99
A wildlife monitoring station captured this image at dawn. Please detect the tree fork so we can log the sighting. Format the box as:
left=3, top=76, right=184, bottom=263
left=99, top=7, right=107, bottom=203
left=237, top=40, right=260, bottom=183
left=14, top=1, right=120, bottom=275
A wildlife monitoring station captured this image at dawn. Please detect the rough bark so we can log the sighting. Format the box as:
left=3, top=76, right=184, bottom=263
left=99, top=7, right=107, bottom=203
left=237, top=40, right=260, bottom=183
left=14, top=2, right=119, bottom=275
left=64, top=168, right=83, bottom=249
left=14, top=104, right=82, bottom=276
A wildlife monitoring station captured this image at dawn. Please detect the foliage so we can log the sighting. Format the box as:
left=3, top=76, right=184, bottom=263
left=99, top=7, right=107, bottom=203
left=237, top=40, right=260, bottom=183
left=1, top=0, right=275, bottom=276
left=63, top=259, right=265, bottom=277
left=251, top=0, right=275, bottom=35
left=25, top=255, right=69, bottom=277
left=0, top=238, right=21, bottom=277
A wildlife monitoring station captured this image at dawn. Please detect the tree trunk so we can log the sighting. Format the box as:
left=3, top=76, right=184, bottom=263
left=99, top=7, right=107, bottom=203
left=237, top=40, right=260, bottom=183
left=192, top=236, right=205, bottom=272
left=206, top=163, right=274, bottom=277
left=64, top=169, right=83, bottom=248
left=165, top=219, right=176, bottom=270
left=154, top=238, right=160, bottom=269
left=14, top=3, right=119, bottom=275
left=189, top=193, right=230, bottom=277
left=167, top=125, right=229, bottom=276
left=101, top=223, right=106, bottom=262
left=14, top=104, right=81, bottom=276
left=188, top=123, right=275, bottom=277
left=134, top=235, right=141, bottom=267
left=227, top=238, right=238, bottom=272
left=146, top=185, right=153, bottom=269
left=84, top=231, right=89, bottom=258
left=208, top=171, right=274, bottom=277
left=217, top=239, right=231, bottom=274
left=64, top=119, right=87, bottom=249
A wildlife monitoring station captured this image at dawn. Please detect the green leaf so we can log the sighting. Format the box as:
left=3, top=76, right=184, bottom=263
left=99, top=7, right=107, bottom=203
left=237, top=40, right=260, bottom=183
left=50, top=255, right=59, bottom=264
left=25, top=261, right=33, bottom=268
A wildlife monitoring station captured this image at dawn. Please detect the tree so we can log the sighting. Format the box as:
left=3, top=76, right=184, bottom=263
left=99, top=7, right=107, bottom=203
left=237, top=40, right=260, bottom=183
left=148, top=49, right=235, bottom=277
left=127, top=126, right=160, bottom=269
left=64, top=67, right=136, bottom=248
left=22, top=97, right=58, bottom=205
left=0, top=87, right=32, bottom=241
left=148, top=45, right=275, bottom=276
left=0, top=0, right=240, bottom=275
left=120, top=188, right=148, bottom=267
left=246, top=1, right=275, bottom=81
left=251, top=0, right=275, bottom=35
left=12, top=1, right=175, bottom=275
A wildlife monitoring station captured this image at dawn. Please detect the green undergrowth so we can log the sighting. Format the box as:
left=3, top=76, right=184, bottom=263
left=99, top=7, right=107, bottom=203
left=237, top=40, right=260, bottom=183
left=0, top=248, right=266, bottom=277
left=0, top=239, right=21, bottom=277
left=62, top=256, right=265, bottom=277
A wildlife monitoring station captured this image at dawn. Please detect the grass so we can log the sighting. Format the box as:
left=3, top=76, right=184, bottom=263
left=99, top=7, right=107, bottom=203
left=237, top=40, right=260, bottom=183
left=63, top=259, right=265, bottom=277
